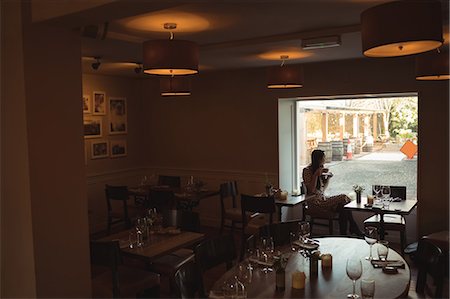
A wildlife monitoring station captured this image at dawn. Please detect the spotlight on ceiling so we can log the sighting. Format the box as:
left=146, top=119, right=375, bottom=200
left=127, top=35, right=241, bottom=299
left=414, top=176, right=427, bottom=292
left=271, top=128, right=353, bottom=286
left=302, top=35, right=341, bottom=50
left=134, top=63, right=143, bottom=74
left=91, top=57, right=101, bottom=70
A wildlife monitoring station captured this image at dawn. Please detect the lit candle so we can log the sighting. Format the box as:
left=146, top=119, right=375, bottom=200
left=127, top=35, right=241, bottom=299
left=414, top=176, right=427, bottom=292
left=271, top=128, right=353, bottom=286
left=321, top=254, right=332, bottom=268
left=292, top=271, right=306, bottom=289
left=280, top=191, right=288, bottom=201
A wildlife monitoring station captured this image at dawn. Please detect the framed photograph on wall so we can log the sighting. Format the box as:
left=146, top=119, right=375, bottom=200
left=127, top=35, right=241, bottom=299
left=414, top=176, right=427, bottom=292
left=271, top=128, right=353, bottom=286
left=110, top=139, right=127, bottom=158
left=83, top=117, right=102, bottom=138
left=109, top=97, right=127, bottom=134
left=93, top=91, right=106, bottom=115
left=83, top=94, right=91, bottom=114
left=91, top=140, right=109, bottom=159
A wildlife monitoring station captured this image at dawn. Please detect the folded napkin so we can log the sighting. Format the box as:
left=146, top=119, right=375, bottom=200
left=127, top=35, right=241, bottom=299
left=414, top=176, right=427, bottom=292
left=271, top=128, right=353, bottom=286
left=371, top=259, right=405, bottom=269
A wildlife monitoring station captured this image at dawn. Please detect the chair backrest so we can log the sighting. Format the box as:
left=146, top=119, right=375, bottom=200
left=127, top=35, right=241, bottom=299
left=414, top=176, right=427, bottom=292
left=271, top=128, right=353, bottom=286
left=220, top=181, right=239, bottom=210
left=416, top=237, right=444, bottom=297
left=259, top=220, right=301, bottom=247
left=90, top=240, right=122, bottom=297
left=158, top=175, right=181, bottom=188
left=194, top=234, right=237, bottom=272
left=173, top=260, right=205, bottom=299
left=163, top=209, right=200, bottom=232
left=372, top=185, right=406, bottom=200
left=105, top=185, right=129, bottom=212
left=240, top=194, right=275, bottom=227
left=149, top=189, right=175, bottom=213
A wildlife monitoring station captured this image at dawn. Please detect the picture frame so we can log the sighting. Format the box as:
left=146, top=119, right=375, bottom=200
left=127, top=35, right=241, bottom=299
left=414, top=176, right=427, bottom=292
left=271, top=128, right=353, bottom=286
left=91, top=140, right=109, bottom=159
left=109, top=97, right=127, bottom=134
left=83, top=94, right=91, bottom=114
left=110, top=139, right=127, bottom=158
left=83, top=117, right=102, bottom=138
left=93, top=91, right=106, bottom=115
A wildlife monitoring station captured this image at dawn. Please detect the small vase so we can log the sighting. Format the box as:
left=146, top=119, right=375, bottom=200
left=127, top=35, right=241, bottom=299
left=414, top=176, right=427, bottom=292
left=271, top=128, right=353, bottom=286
left=356, top=192, right=362, bottom=204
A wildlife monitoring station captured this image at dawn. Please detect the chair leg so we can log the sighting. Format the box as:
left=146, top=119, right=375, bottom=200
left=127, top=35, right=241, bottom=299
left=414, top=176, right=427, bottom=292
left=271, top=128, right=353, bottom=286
left=107, top=216, right=112, bottom=235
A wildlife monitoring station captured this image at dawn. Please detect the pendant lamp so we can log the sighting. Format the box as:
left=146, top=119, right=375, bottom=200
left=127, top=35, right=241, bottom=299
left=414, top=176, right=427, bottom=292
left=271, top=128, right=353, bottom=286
left=143, top=23, right=199, bottom=75
left=267, top=55, right=303, bottom=89
left=416, top=49, right=450, bottom=81
left=160, top=76, right=191, bottom=96
left=361, top=0, right=443, bottom=57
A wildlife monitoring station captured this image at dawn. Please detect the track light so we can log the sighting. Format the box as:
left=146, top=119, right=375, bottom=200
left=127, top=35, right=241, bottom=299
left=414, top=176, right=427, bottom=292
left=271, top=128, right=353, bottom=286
left=91, top=57, right=101, bottom=70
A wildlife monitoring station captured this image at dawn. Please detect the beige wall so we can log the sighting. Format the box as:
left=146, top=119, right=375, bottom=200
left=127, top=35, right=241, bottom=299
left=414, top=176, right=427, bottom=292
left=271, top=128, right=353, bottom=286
left=19, top=3, right=91, bottom=297
left=1, top=1, right=37, bottom=297
left=141, top=57, right=449, bottom=236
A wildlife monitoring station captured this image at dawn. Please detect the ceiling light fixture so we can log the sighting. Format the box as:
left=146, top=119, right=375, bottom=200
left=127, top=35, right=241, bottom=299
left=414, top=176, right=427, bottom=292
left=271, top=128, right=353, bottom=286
left=143, top=23, right=199, bottom=75
left=160, top=75, right=191, bottom=96
left=91, top=57, right=101, bottom=70
left=361, top=0, right=443, bottom=57
left=302, top=35, right=341, bottom=50
left=415, top=48, right=449, bottom=81
left=267, top=55, right=303, bottom=89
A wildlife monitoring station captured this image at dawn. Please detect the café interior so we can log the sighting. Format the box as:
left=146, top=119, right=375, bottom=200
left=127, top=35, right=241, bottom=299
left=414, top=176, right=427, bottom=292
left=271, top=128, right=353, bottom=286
left=2, top=0, right=449, bottom=298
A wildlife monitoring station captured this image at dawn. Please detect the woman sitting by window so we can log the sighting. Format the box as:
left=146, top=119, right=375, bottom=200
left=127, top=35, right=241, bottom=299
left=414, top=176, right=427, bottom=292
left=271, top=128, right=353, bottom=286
left=302, top=149, right=363, bottom=236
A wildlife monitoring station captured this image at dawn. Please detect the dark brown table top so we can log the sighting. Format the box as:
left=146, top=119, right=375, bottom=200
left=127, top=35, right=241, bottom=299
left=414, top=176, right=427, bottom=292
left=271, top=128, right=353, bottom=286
left=211, top=237, right=410, bottom=298
left=275, top=194, right=306, bottom=207
left=100, top=229, right=204, bottom=262
left=344, top=196, right=417, bottom=215
left=129, top=185, right=219, bottom=202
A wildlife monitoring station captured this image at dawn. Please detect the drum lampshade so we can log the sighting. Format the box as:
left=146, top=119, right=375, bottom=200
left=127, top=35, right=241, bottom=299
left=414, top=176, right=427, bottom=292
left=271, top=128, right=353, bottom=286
left=416, top=50, right=450, bottom=80
left=267, top=65, right=303, bottom=89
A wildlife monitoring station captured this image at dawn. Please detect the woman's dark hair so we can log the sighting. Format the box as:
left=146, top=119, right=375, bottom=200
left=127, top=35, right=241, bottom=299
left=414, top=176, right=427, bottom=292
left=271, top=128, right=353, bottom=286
left=311, top=149, right=325, bottom=175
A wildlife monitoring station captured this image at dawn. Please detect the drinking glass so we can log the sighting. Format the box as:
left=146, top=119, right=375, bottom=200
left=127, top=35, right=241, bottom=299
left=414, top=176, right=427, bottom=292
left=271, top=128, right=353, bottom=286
left=259, top=237, right=274, bottom=273
left=360, top=279, right=375, bottom=299
left=237, top=264, right=252, bottom=285
left=290, top=232, right=299, bottom=251
left=381, top=186, right=391, bottom=200
left=377, top=240, right=389, bottom=261
left=364, top=226, right=378, bottom=260
left=372, top=185, right=381, bottom=199
left=299, top=222, right=311, bottom=243
left=346, top=258, right=362, bottom=298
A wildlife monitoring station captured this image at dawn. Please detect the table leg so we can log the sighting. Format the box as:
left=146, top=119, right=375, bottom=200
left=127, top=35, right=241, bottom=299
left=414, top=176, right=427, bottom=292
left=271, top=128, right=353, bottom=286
left=278, top=206, right=283, bottom=222
left=379, top=213, right=385, bottom=239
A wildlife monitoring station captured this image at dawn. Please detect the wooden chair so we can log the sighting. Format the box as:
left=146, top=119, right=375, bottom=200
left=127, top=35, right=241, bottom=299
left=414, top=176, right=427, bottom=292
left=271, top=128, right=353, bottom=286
left=147, top=210, right=200, bottom=296
left=301, top=182, right=339, bottom=235
left=148, top=189, right=175, bottom=213
left=364, top=186, right=407, bottom=251
left=259, top=220, right=302, bottom=247
left=105, top=185, right=139, bottom=234
left=90, top=240, right=160, bottom=298
left=240, top=194, right=275, bottom=258
left=173, top=260, right=206, bottom=299
left=157, top=175, right=181, bottom=188
left=415, top=237, right=445, bottom=298
left=219, top=181, right=258, bottom=234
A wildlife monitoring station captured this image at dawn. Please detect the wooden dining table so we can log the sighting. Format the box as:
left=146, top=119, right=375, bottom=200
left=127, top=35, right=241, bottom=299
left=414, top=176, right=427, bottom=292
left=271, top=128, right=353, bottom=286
left=100, top=228, right=205, bottom=262
left=210, top=237, right=410, bottom=298
left=344, top=196, right=417, bottom=239
left=275, top=194, right=307, bottom=222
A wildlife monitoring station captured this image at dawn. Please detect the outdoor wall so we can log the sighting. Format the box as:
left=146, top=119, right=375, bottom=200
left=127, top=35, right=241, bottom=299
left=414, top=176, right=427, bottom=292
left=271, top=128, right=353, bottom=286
left=141, top=57, right=449, bottom=235
left=20, top=3, right=91, bottom=297
left=82, top=73, right=146, bottom=233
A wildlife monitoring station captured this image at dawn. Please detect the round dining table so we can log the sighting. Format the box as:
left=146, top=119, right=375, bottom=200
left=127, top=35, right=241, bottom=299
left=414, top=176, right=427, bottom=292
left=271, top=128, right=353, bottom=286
left=210, top=237, right=410, bottom=298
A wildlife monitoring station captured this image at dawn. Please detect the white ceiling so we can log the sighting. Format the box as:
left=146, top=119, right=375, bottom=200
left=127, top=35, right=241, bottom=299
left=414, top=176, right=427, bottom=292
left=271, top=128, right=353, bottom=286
left=69, top=0, right=449, bottom=77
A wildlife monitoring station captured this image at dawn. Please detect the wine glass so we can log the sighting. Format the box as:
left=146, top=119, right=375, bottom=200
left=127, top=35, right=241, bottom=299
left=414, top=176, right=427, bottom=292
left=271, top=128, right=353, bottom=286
left=259, top=237, right=274, bottom=273
left=372, top=185, right=381, bottom=199
left=364, top=226, right=378, bottom=260
left=299, top=222, right=311, bottom=243
left=346, top=258, right=362, bottom=298
left=290, top=232, right=299, bottom=251
left=377, top=240, right=389, bottom=261
left=381, top=186, right=391, bottom=200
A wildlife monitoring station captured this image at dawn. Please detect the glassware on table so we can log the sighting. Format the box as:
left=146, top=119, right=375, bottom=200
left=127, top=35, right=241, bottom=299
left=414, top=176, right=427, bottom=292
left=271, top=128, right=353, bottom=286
left=364, top=226, right=378, bottom=260
left=381, top=186, right=391, bottom=200
left=128, top=231, right=136, bottom=249
left=223, top=276, right=246, bottom=299
left=377, top=240, right=389, bottom=261
left=382, top=199, right=390, bottom=210
left=346, top=258, right=363, bottom=298
left=299, top=222, right=311, bottom=243
left=372, top=185, right=381, bottom=199
left=360, top=279, right=375, bottom=299
left=237, top=263, right=252, bottom=285
left=135, top=219, right=144, bottom=247
left=290, top=231, right=299, bottom=251
left=259, top=236, right=274, bottom=273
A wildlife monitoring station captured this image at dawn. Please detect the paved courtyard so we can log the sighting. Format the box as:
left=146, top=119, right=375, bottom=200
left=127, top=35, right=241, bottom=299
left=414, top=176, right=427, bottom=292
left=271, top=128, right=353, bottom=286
left=321, top=150, right=417, bottom=199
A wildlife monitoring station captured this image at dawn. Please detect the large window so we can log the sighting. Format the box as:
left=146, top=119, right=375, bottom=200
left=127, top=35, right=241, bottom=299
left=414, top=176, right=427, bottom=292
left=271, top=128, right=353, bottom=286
left=279, top=94, right=418, bottom=199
